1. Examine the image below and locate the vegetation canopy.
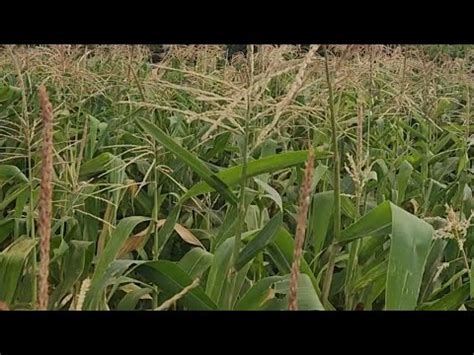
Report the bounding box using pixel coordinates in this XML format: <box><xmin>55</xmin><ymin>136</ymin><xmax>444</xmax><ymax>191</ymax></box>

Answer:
<box><xmin>0</xmin><ymin>44</ymin><xmax>472</xmax><ymax>311</ymax></box>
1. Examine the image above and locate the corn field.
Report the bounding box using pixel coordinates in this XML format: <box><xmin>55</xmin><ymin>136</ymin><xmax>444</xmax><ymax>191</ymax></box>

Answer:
<box><xmin>0</xmin><ymin>44</ymin><xmax>473</xmax><ymax>311</ymax></box>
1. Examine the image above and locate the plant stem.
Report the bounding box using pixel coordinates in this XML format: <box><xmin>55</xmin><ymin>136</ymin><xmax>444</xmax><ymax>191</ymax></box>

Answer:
<box><xmin>345</xmin><ymin>101</ymin><xmax>364</xmax><ymax>309</ymax></box>
<box><xmin>322</xmin><ymin>46</ymin><xmax>342</xmax><ymax>306</ymax></box>
<box><xmin>228</xmin><ymin>45</ymin><xmax>254</xmax><ymax>308</ymax></box>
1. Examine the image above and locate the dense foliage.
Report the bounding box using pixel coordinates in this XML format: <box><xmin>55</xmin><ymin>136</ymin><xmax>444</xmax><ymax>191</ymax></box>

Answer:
<box><xmin>0</xmin><ymin>45</ymin><xmax>472</xmax><ymax>310</ymax></box>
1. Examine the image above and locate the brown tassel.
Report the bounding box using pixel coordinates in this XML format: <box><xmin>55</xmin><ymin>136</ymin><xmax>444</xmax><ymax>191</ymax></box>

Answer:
<box><xmin>288</xmin><ymin>145</ymin><xmax>315</xmax><ymax>310</ymax></box>
<box><xmin>37</xmin><ymin>85</ymin><xmax>54</xmax><ymax>310</ymax></box>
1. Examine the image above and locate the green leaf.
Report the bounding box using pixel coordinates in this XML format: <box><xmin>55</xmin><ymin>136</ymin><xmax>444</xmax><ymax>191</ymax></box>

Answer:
<box><xmin>227</xmin><ymin>262</ymin><xmax>252</xmax><ymax>309</ymax></box>
<box><xmin>0</xmin><ymin>165</ymin><xmax>28</xmax><ymax>184</ymax></box>
<box><xmin>274</xmin><ymin>274</ymin><xmax>325</xmax><ymax>310</ymax></box>
<box><xmin>0</xmin><ymin>219</ymin><xmax>15</xmax><ymax>244</ymax></box>
<box><xmin>235</xmin><ymin>276</ymin><xmax>286</xmax><ymax>310</ymax></box>
<box><xmin>182</xmin><ymin>150</ymin><xmax>331</xmax><ymax>201</ymax></box>
<box><xmin>213</xmin><ymin>205</ymin><xmax>238</xmax><ymax>251</ymax></box>
<box><xmin>158</xmin><ymin>204</ymin><xmax>181</xmax><ymax>255</ymax></box>
<box><xmin>341</xmin><ymin>201</ymin><xmax>433</xmax><ymax>310</ymax></box>
<box><xmin>79</xmin><ymin>152</ymin><xmax>119</xmax><ymax>177</ymax></box>
<box><xmin>418</xmin><ymin>283</ymin><xmax>470</xmax><ymax>310</ymax></box>
<box><xmin>89</xmin><ymin>260</ymin><xmax>145</xmax><ymax>310</ymax></box>
<box><xmin>0</xmin><ymin>183</ymin><xmax>30</xmax><ymax>212</ymax></box>
<box><xmin>395</xmin><ymin>160</ymin><xmax>413</xmax><ymax>205</ymax></box>
<box><xmin>137</xmin><ymin>118</ymin><xmax>238</xmax><ymax>205</ymax></box>
<box><xmin>117</xmin><ymin>286</ymin><xmax>152</xmax><ymax>310</ymax></box>
<box><xmin>85</xmin><ymin>216</ymin><xmax>149</xmax><ymax>309</ymax></box>
<box><xmin>341</xmin><ymin>201</ymin><xmax>393</xmax><ymax>242</ymax></box>
<box><xmin>178</xmin><ymin>248</ymin><xmax>214</xmax><ymax>279</ymax></box>
<box><xmin>267</xmin><ymin>227</ymin><xmax>325</xmax><ymax>308</ymax></box>
<box><xmin>51</xmin><ymin>240</ymin><xmax>93</xmax><ymax>308</ymax></box>
<box><xmin>0</xmin><ymin>237</ymin><xmax>36</xmax><ymax>304</ymax></box>
<box><xmin>420</xmin><ymin>239</ymin><xmax>448</xmax><ymax>301</ymax></box>
<box><xmin>0</xmin><ymin>85</ymin><xmax>21</xmax><ymax>103</ymax></box>
<box><xmin>235</xmin><ymin>212</ymin><xmax>282</xmax><ymax>270</ymax></box>
<box><xmin>85</xmin><ymin>115</ymin><xmax>100</xmax><ymax>161</ymax></box>
<box><xmin>353</xmin><ymin>260</ymin><xmax>389</xmax><ymax>291</ymax></box>
<box><xmin>206</xmin><ymin>237</ymin><xmax>234</xmax><ymax>303</ymax></box>
<box><xmin>254</xmin><ymin>178</ymin><xmax>283</xmax><ymax>211</ymax></box>
<box><xmin>310</xmin><ymin>191</ymin><xmax>334</xmax><ymax>257</ymax></box>
<box><xmin>137</xmin><ymin>260</ymin><xmax>217</xmax><ymax>310</ymax></box>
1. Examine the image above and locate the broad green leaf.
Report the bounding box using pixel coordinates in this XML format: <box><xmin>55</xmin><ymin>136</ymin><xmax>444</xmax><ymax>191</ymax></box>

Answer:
<box><xmin>203</xmin><ymin>131</ymin><xmax>232</xmax><ymax>160</ymax></box>
<box><xmin>358</xmin><ymin>236</ymin><xmax>386</xmax><ymax>265</ymax></box>
<box><xmin>178</xmin><ymin>248</ymin><xmax>214</xmax><ymax>279</ymax></box>
<box><xmin>310</xmin><ymin>191</ymin><xmax>334</xmax><ymax>257</ymax></box>
<box><xmin>254</xmin><ymin>178</ymin><xmax>283</xmax><ymax>211</ymax></box>
<box><xmin>137</xmin><ymin>260</ymin><xmax>217</xmax><ymax>310</ymax></box>
<box><xmin>395</xmin><ymin>160</ymin><xmax>413</xmax><ymax>205</ymax></box>
<box><xmin>158</xmin><ymin>204</ymin><xmax>181</xmax><ymax>255</ymax></box>
<box><xmin>0</xmin><ymin>237</ymin><xmax>35</xmax><ymax>304</ymax></box>
<box><xmin>341</xmin><ymin>201</ymin><xmax>433</xmax><ymax>310</ymax></box>
<box><xmin>85</xmin><ymin>115</ymin><xmax>100</xmax><ymax>161</ymax></box>
<box><xmin>353</xmin><ymin>260</ymin><xmax>388</xmax><ymax>291</ymax></box>
<box><xmin>51</xmin><ymin>240</ymin><xmax>93</xmax><ymax>308</ymax></box>
<box><xmin>364</xmin><ymin>274</ymin><xmax>387</xmax><ymax>308</ymax></box>
<box><xmin>225</xmin><ymin>262</ymin><xmax>252</xmax><ymax>309</ymax></box>
<box><xmin>117</xmin><ymin>286</ymin><xmax>152</xmax><ymax>310</ymax></box>
<box><xmin>182</xmin><ymin>150</ymin><xmax>331</xmax><ymax>201</ymax></box>
<box><xmin>86</xmin><ymin>260</ymin><xmax>144</xmax><ymax>310</ymax></box>
<box><xmin>457</xmin><ymin>151</ymin><xmax>469</xmax><ymax>177</ymax></box>
<box><xmin>274</xmin><ymin>274</ymin><xmax>325</xmax><ymax>310</ymax></box>
<box><xmin>79</xmin><ymin>152</ymin><xmax>118</xmax><ymax>177</ymax></box>
<box><xmin>0</xmin><ymin>183</ymin><xmax>30</xmax><ymax>212</ymax></box>
<box><xmin>85</xmin><ymin>216</ymin><xmax>149</xmax><ymax>309</ymax></box>
<box><xmin>311</xmin><ymin>164</ymin><xmax>329</xmax><ymax>191</ymax></box>
<box><xmin>341</xmin><ymin>201</ymin><xmax>392</xmax><ymax>242</ymax></box>
<box><xmin>267</xmin><ymin>227</ymin><xmax>325</xmax><ymax>308</ymax></box>
<box><xmin>418</xmin><ymin>283</ymin><xmax>470</xmax><ymax>310</ymax></box>
<box><xmin>137</xmin><ymin>118</ymin><xmax>238</xmax><ymax>205</ymax></box>
<box><xmin>0</xmin><ymin>85</ymin><xmax>21</xmax><ymax>103</ymax></box>
<box><xmin>267</xmin><ymin>228</ymin><xmax>317</xmax><ymax>286</ymax></box>
<box><xmin>213</xmin><ymin>205</ymin><xmax>238</xmax><ymax>251</ymax></box>
<box><xmin>235</xmin><ymin>212</ymin><xmax>282</xmax><ymax>270</ymax></box>
<box><xmin>0</xmin><ymin>165</ymin><xmax>28</xmax><ymax>184</ymax></box>
<box><xmin>420</xmin><ymin>239</ymin><xmax>448</xmax><ymax>301</ymax></box>
<box><xmin>206</xmin><ymin>237</ymin><xmax>234</xmax><ymax>303</ymax></box>
<box><xmin>235</xmin><ymin>276</ymin><xmax>286</xmax><ymax>310</ymax></box>
<box><xmin>0</xmin><ymin>219</ymin><xmax>15</xmax><ymax>244</ymax></box>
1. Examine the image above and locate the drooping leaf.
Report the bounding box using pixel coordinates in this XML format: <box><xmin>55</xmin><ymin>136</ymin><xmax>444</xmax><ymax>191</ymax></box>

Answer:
<box><xmin>341</xmin><ymin>201</ymin><xmax>433</xmax><ymax>310</ymax></box>
<box><xmin>84</xmin><ymin>216</ymin><xmax>149</xmax><ymax>309</ymax></box>
<box><xmin>206</xmin><ymin>237</ymin><xmax>234</xmax><ymax>303</ymax></box>
<box><xmin>0</xmin><ymin>165</ymin><xmax>28</xmax><ymax>184</ymax></box>
<box><xmin>0</xmin><ymin>237</ymin><xmax>35</xmax><ymax>305</ymax></box>
<box><xmin>274</xmin><ymin>274</ymin><xmax>325</xmax><ymax>310</ymax></box>
<box><xmin>182</xmin><ymin>150</ymin><xmax>331</xmax><ymax>201</ymax></box>
<box><xmin>310</xmin><ymin>191</ymin><xmax>334</xmax><ymax>257</ymax></box>
<box><xmin>418</xmin><ymin>283</ymin><xmax>470</xmax><ymax>310</ymax></box>
<box><xmin>178</xmin><ymin>248</ymin><xmax>214</xmax><ymax>279</ymax></box>
<box><xmin>235</xmin><ymin>276</ymin><xmax>286</xmax><ymax>310</ymax></box>
<box><xmin>79</xmin><ymin>152</ymin><xmax>118</xmax><ymax>178</ymax></box>
<box><xmin>137</xmin><ymin>260</ymin><xmax>217</xmax><ymax>310</ymax></box>
<box><xmin>137</xmin><ymin>118</ymin><xmax>238</xmax><ymax>205</ymax></box>
<box><xmin>117</xmin><ymin>286</ymin><xmax>152</xmax><ymax>310</ymax></box>
<box><xmin>395</xmin><ymin>160</ymin><xmax>413</xmax><ymax>205</ymax></box>
<box><xmin>51</xmin><ymin>240</ymin><xmax>93</xmax><ymax>308</ymax></box>
<box><xmin>235</xmin><ymin>212</ymin><xmax>282</xmax><ymax>270</ymax></box>
<box><xmin>0</xmin><ymin>219</ymin><xmax>15</xmax><ymax>244</ymax></box>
